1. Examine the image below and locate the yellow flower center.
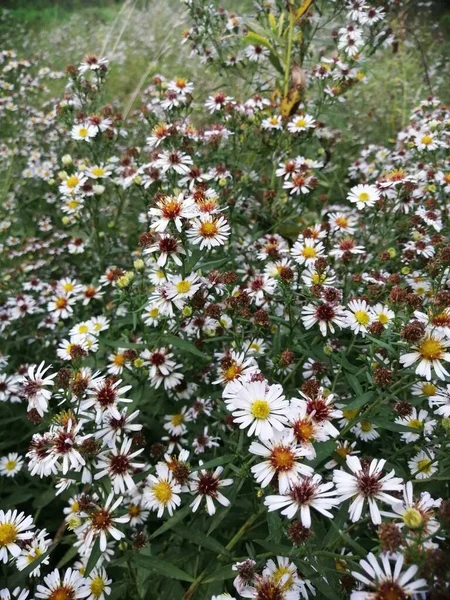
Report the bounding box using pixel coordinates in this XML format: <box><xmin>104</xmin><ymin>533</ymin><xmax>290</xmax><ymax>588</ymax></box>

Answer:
<box><xmin>0</xmin><ymin>523</ymin><xmax>17</xmax><ymax>546</ymax></box>
<box><xmin>417</xmin><ymin>459</ymin><xmax>432</xmax><ymax>473</ymax></box>
<box><xmin>176</xmin><ymin>280</ymin><xmax>191</xmax><ymax>294</ymax></box>
<box><xmin>153</xmin><ymin>481</ymin><xmax>173</xmax><ymax>504</ymax></box>
<box><xmin>223</xmin><ymin>363</ymin><xmax>241</xmax><ymax>382</ymax></box>
<box><xmin>295</xmin><ymin>118</ymin><xmax>306</xmax><ymax>128</ymax></box>
<box><xmin>377</xmin><ymin>313</ymin><xmax>389</xmax><ymax>325</ymax></box>
<box><xmin>419</xmin><ymin>338</ymin><xmax>444</xmax><ymax>360</ymax></box>
<box><xmin>67</xmin><ymin>200</ymin><xmax>79</xmax><ymax>209</ymax></box>
<box><xmin>408</xmin><ymin>419</ymin><xmax>423</xmax><ymax>430</ymax></box>
<box><xmin>421</xmin><ymin>135</ymin><xmax>432</xmax><ymax>145</ymax></box>
<box><xmin>78</xmin><ymin>324</ymin><xmax>89</xmax><ymax>334</ymax></box>
<box><xmin>270</xmin><ymin>447</ymin><xmax>294</xmax><ymax>471</ymax></box>
<box><xmin>91</xmin><ymin>167</ymin><xmax>105</xmax><ymax>177</ymax></box>
<box><xmin>354</xmin><ymin>310</ymin><xmax>370</xmax><ymax>325</ymax></box>
<box><xmin>171</xmin><ymin>414</ymin><xmax>184</xmax><ymax>426</ymax></box>
<box><xmin>358</xmin><ymin>192</ymin><xmax>370</xmax><ymax>202</ymax></box>
<box><xmin>402</xmin><ymin>507</ymin><xmax>423</xmax><ymax>529</ymax></box>
<box><xmin>422</xmin><ymin>383</ymin><xmax>437</xmax><ymax>396</ymax></box>
<box><xmin>343</xmin><ymin>409</ymin><xmax>359</xmax><ymax>420</ymax></box>
<box><xmin>335</xmin><ymin>217</ymin><xmax>348</xmax><ymax>227</ymax></box>
<box><xmin>360</xmin><ymin>421</ymin><xmax>372</xmax><ymax>432</ymax></box>
<box><xmin>66</xmin><ymin>176</ymin><xmax>79</xmax><ymax>188</ymax></box>
<box><xmin>90</xmin><ymin>576</ymin><xmax>106</xmax><ymax>597</ymax></box>
<box><xmin>113</xmin><ymin>354</ymin><xmax>125</xmax><ymax>366</ymax></box>
<box><xmin>273</xmin><ymin>565</ymin><xmax>294</xmax><ymax>590</ymax></box>
<box><xmin>251</xmin><ymin>399</ymin><xmax>271</xmax><ymax>420</ymax></box>
<box><xmin>149</xmin><ymin>308</ymin><xmax>159</xmax><ymax>318</ymax></box>
<box><xmin>5</xmin><ymin>460</ymin><xmax>17</xmax><ymax>471</ymax></box>
<box><xmin>199</xmin><ymin>220</ymin><xmax>218</xmax><ymax>237</ymax></box>
<box><xmin>78</xmin><ymin>127</ymin><xmax>89</xmax><ymax>138</ymax></box>
<box><xmin>128</xmin><ymin>504</ymin><xmax>141</xmax><ymax>517</ymax></box>
<box><xmin>28</xmin><ymin>547</ymin><xmax>42</xmax><ymax>562</ymax></box>
<box><xmin>302</xmin><ymin>247</ymin><xmax>317</xmax><ymax>259</ymax></box>
<box><xmin>49</xmin><ymin>587</ymin><xmax>75</xmax><ymax>600</ymax></box>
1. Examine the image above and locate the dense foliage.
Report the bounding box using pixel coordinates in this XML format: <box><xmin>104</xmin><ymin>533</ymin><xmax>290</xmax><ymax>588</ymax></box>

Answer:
<box><xmin>1</xmin><ymin>1</ymin><xmax>450</xmax><ymax>599</ymax></box>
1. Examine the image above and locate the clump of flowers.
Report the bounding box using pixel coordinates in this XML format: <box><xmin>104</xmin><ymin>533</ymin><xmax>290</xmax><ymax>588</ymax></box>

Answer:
<box><xmin>0</xmin><ymin>0</ymin><xmax>449</xmax><ymax>598</ymax></box>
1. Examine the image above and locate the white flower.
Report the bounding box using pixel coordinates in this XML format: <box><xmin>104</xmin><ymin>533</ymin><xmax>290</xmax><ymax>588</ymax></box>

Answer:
<box><xmin>249</xmin><ymin>430</ymin><xmax>313</xmax><ymax>493</ymax></box>
<box><xmin>400</xmin><ymin>332</ymin><xmax>450</xmax><ymax>380</ymax></box>
<box><xmin>261</xmin><ymin>115</ymin><xmax>283</xmax><ymax>130</ymax></box>
<box><xmin>16</xmin><ymin>529</ymin><xmax>51</xmax><ymax>576</ymax></box>
<box><xmin>0</xmin><ymin>453</ymin><xmax>23</xmax><ymax>477</ymax></box>
<box><xmin>333</xmin><ymin>456</ymin><xmax>404</xmax><ymax>524</ymax></box>
<box><xmin>347</xmin><ymin>184</ymin><xmax>380</xmax><ymax>209</ymax></box>
<box><xmin>149</xmin><ymin>194</ymin><xmax>197</xmax><ymax>233</ymax></box>
<box><xmin>408</xmin><ymin>449</ymin><xmax>437</xmax><ymax>480</ymax></box>
<box><xmin>81</xmin><ymin>493</ymin><xmax>130</xmax><ymax>551</ymax></box>
<box><xmin>35</xmin><ymin>568</ymin><xmax>85</xmax><ymax>599</ymax></box>
<box><xmin>0</xmin><ymin>510</ymin><xmax>34</xmax><ymax>563</ymax></box>
<box><xmin>20</xmin><ymin>362</ymin><xmax>56</xmax><ymax>417</ymax></box>
<box><xmin>264</xmin><ymin>473</ymin><xmax>339</xmax><ymax>527</ymax></box>
<box><xmin>78</xmin><ymin>567</ymin><xmax>112</xmax><ymax>600</ymax></box>
<box><xmin>287</xmin><ymin>114</ymin><xmax>315</xmax><ymax>133</ymax></box>
<box><xmin>291</xmin><ymin>239</ymin><xmax>325</xmax><ymax>266</ymax></box>
<box><xmin>395</xmin><ymin>408</ymin><xmax>436</xmax><ymax>443</ymax></box>
<box><xmin>144</xmin><ymin>464</ymin><xmax>182</xmax><ymax>518</ymax></box>
<box><xmin>350</xmin><ymin>552</ymin><xmax>427</xmax><ymax>599</ymax></box>
<box><xmin>189</xmin><ymin>466</ymin><xmax>233</xmax><ymax>515</ymax></box>
<box><xmin>345</xmin><ymin>299</ymin><xmax>373</xmax><ymax>336</ymax></box>
<box><xmin>95</xmin><ymin>437</ymin><xmax>145</xmax><ymax>494</ymax></box>
<box><xmin>429</xmin><ymin>384</ymin><xmax>450</xmax><ymax>417</ymax></box>
<box><xmin>186</xmin><ymin>215</ymin><xmax>231</xmax><ymax>250</ymax></box>
<box><xmin>301</xmin><ymin>302</ymin><xmax>347</xmax><ymax>336</ymax></box>
<box><xmin>225</xmin><ymin>380</ymin><xmax>289</xmax><ymax>440</ymax></box>
<box><xmin>71</xmin><ymin>123</ymin><xmax>97</xmax><ymax>142</ymax></box>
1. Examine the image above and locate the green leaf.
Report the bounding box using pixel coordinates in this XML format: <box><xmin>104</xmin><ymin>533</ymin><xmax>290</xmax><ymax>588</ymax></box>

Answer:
<box><xmin>135</xmin><ymin>554</ymin><xmax>194</xmax><ymax>582</ymax></box>
<box><xmin>203</xmin><ymin>564</ymin><xmax>236</xmax><ymax>583</ymax></box>
<box><xmin>244</xmin><ymin>30</ymin><xmax>273</xmax><ymax>51</ymax></box>
<box><xmin>57</xmin><ymin>543</ymin><xmax>79</xmax><ymax>568</ymax></box>
<box><xmin>175</xmin><ymin>525</ymin><xmax>228</xmax><ymax>555</ymax></box>
<box><xmin>307</xmin><ymin>440</ymin><xmax>336</xmax><ymax>468</ymax></box>
<box><xmin>344</xmin><ymin>391</ymin><xmax>375</xmax><ymax>411</ymax></box>
<box><xmin>191</xmin><ymin>454</ymin><xmax>235</xmax><ymax>471</ymax></box>
<box><xmin>84</xmin><ymin>537</ymin><xmax>102</xmax><ymax>577</ymax></box>
<box><xmin>165</xmin><ymin>333</ymin><xmax>208</xmax><ymax>359</ymax></box>
<box><xmin>33</xmin><ymin>487</ymin><xmax>56</xmax><ymax>509</ymax></box>
<box><xmin>150</xmin><ymin>504</ymin><xmax>191</xmax><ymax>539</ymax></box>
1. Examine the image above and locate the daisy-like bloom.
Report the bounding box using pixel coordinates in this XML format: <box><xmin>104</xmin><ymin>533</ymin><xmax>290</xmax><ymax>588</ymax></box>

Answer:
<box><xmin>78</xmin><ymin>567</ymin><xmax>112</xmax><ymax>600</ymax></box>
<box><xmin>189</xmin><ymin>466</ymin><xmax>233</xmax><ymax>516</ymax></box>
<box><xmin>16</xmin><ymin>529</ymin><xmax>51</xmax><ymax>576</ymax></box>
<box><xmin>167</xmin><ymin>273</ymin><xmax>202</xmax><ymax>308</ymax></box>
<box><xmin>328</xmin><ymin>211</ymin><xmax>356</xmax><ymax>234</ymax></box>
<box><xmin>395</xmin><ymin>408</ymin><xmax>436</xmax><ymax>443</ymax></box>
<box><xmin>399</xmin><ymin>332</ymin><xmax>450</xmax><ymax>380</ymax></box>
<box><xmin>81</xmin><ymin>493</ymin><xmax>130</xmax><ymax>551</ymax></box>
<box><xmin>0</xmin><ymin>510</ymin><xmax>34</xmax><ymax>563</ymax></box>
<box><xmin>144</xmin><ymin>233</ymin><xmax>187</xmax><ymax>267</ymax></box>
<box><xmin>86</xmin><ymin>164</ymin><xmax>112</xmax><ymax>179</ymax></box>
<box><xmin>412</xmin><ymin>380</ymin><xmax>437</xmax><ymax>398</ymax></box>
<box><xmin>292</xmin><ymin>388</ymin><xmax>342</xmax><ymax>439</ymax></box>
<box><xmin>35</xmin><ymin>568</ymin><xmax>85</xmax><ymax>599</ymax></box>
<box><xmin>0</xmin><ymin>588</ymin><xmax>30</xmax><ymax>600</ymax></box>
<box><xmin>71</xmin><ymin>123</ymin><xmax>97</xmax><ymax>141</ymax></box>
<box><xmin>350</xmin><ymin>552</ymin><xmax>427</xmax><ymax>600</ymax></box>
<box><xmin>245</xmin><ymin>44</ymin><xmax>269</xmax><ymax>61</ymax></box>
<box><xmin>94</xmin><ymin>408</ymin><xmax>142</xmax><ymax>447</ymax></box>
<box><xmin>262</xmin><ymin>556</ymin><xmax>315</xmax><ymax>600</ymax></box>
<box><xmin>186</xmin><ymin>214</ymin><xmax>231</xmax><ymax>250</ymax></box>
<box><xmin>154</xmin><ymin>149</ymin><xmax>193</xmax><ymax>175</ymax></box>
<box><xmin>347</xmin><ymin>184</ymin><xmax>380</xmax><ymax>209</ymax></box>
<box><xmin>249</xmin><ymin>429</ymin><xmax>313</xmax><ymax>493</ymax></box>
<box><xmin>287</xmin><ymin>114</ymin><xmax>316</xmax><ymax>133</ymax></box>
<box><xmin>389</xmin><ymin>481</ymin><xmax>441</xmax><ymax>540</ymax></box>
<box><xmin>163</xmin><ymin>406</ymin><xmax>191</xmax><ymax>436</ymax></box>
<box><xmin>78</xmin><ymin>54</ymin><xmax>108</xmax><ymax>73</ymax></box>
<box><xmin>225</xmin><ymin>380</ymin><xmax>289</xmax><ymax>440</ymax></box>
<box><xmin>20</xmin><ymin>361</ymin><xmax>56</xmax><ymax>417</ymax></box>
<box><xmin>370</xmin><ymin>303</ymin><xmax>395</xmax><ymax>327</ymax></box>
<box><xmin>301</xmin><ymin>302</ymin><xmax>347</xmax><ymax>336</ymax></box>
<box><xmin>264</xmin><ymin>473</ymin><xmax>339</xmax><ymax>527</ymax></box>
<box><xmin>429</xmin><ymin>384</ymin><xmax>450</xmax><ymax>417</ymax></box>
<box><xmin>345</xmin><ymin>299</ymin><xmax>373</xmax><ymax>336</ymax></box>
<box><xmin>95</xmin><ymin>437</ymin><xmax>145</xmax><ymax>494</ymax></box>
<box><xmin>82</xmin><ymin>379</ymin><xmax>132</xmax><ymax>424</ymax></box>
<box><xmin>291</xmin><ymin>238</ymin><xmax>325</xmax><ymax>266</ymax></box>
<box><xmin>47</xmin><ymin>418</ymin><xmax>87</xmax><ymax>475</ymax></box>
<box><xmin>107</xmin><ymin>349</ymin><xmax>129</xmax><ymax>375</ymax></box>
<box><xmin>149</xmin><ymin>193</ymin><xmax>197</xmax><ymax>233</ymax></box>
<box><xmin>47</xmin><ymin>294</ymin><xmax>76</xmax><ymax>320</ymax></box>
<box><xmin>333</xmin><ymin>456</ymin><xmax>404</xmax><ymax>525</ymax></box>
<box><xmin>126</xmin><ymin>501</ymin><xmax>149</xmax><ymax>527</ymax></box>
<box><xmin>408</xmin><ymin>449</ymin><xmax>437</xmax><ymax>480</ymax></box>
<box><xmin>144</xmin><ymin>464</ymin><xmax>182</xmax><ymax>517</ymax></box>
<box><xmin>261</xmin><ymin>115</ymin><xmax>283</xmax><ymax>130</ymax></box>
<box><xmin>352</xmin><ymin>421</ymin><xmax>380</xmax><ymax>442</ymax></box>
<box><xmin>415</xmin><ymin>130</ymin><xmax>441</xmax><ymax>151</ymax></box>
<box><xmin>287</xmin><ymin>402</ymin><xmax>329</xmax><ymax>458</ymax></box>
<box><xmin>0</xmin><ymin>453</ymin><xmax>23</xmax><ymax>477</ymax></box>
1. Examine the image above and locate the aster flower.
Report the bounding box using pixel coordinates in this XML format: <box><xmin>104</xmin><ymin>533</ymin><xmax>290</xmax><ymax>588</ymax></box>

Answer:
<box><xmin>95</xmin><ymin>437</ymin><xmax>145</xmax><ymax>494</ymax></box>
<box><xmin>189</xmin><ymin>466</ymin><xmax>233</xmax><ymax>515</ymax></box>
<box><xmin>224</xmin><ymin>380</ymin><xmax>289</xmax><ymax>440</ymax></box>
<box><xmin>0</xmin><ymin>453</ymin><xmax>23</xmax><ymax>477</ymax></box>
<box><xmin>333</xmin><ymin>456</ymin><xmax>404</xmax><ymax>524</ymax></box>
<box><xmin>264</xmin><ymin>473</ymin><xmax>339</xmax><ymax>526</ymax></box>
<box><xmin>144</xmin><ymin>464</ymin><xmax>182</xmax><ymax>517</ymax></box>
<box><xmin>350</xmin><ymin>552</ymin><xmax>427</xmax><ymax>599</ymax></box>
<box><xmin>0</xmin><ymin>510</ymin><xmax>34</xmax><ymax>563</ymax></box>
<box><xmin>35</xmin><ymin>568</ymin><xmax>85</xmax><ymax>599</ymax></box>
<box><xmin>399</xmin><ymin>332</ymin><xmax>450</xmax><ymax>380</ymax></box>
<box><xmin>249</xmin><ymin>430</ymin><xmax>313</xmax><ymax>493</ymax></box>
<box><xmin>347</xmin><ymin>184</ymin><xmax>380</xmax><ymax>209</ymax></box>
<box><xmin>20</xmin><ymin>362</ymin><xmax>56</xmax><ymax>417</ymax></box>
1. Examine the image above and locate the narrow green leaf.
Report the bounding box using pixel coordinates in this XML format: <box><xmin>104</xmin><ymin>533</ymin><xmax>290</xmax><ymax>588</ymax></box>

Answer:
<box><xmin>84</xmin><ymin>538</ymin><xmax>102</xmax><ymax>577</ymax></box>
<box><xmin>150</xmin><ymin>504</ymin><xmax>191</xmax><ymax>539</ymax></box>
<box><xmin>344</xmin><ymin>392</ymin><xmax>375</xmax><ymax>411</ymax></box>
<box><xmin>136</xmin><ymin>554</ymin><xmax>194</xmax><ymax>582</ymax></box>
<box><xmin>176</xmin><ymin>525</ymin><xmax>228</xmax><ymax>555</ymax></box>
<box><xmin>203</xmin><ymin>565</ymin><xmax>235</xmax><ymax>583</ymax></box>
<box><xmin>165</xmin><ymin>333</ymin><xmax>208</xmax><ymax>359</ymax></box>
